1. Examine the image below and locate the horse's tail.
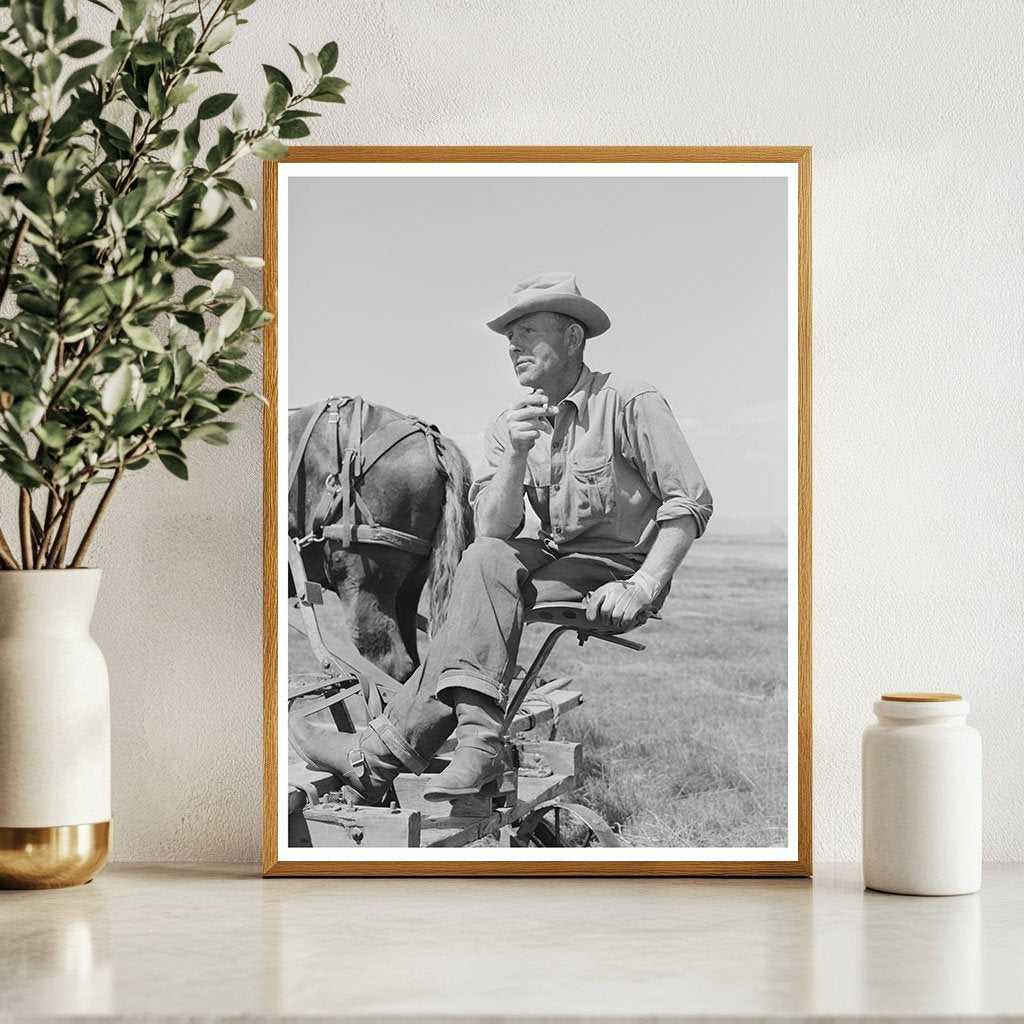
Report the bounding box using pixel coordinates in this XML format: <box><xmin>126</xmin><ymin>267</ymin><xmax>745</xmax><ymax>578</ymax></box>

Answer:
<box><xmin>427</xmin><ymin>435</ymin><xmax>474</xmax><ymax>636</ymax></box>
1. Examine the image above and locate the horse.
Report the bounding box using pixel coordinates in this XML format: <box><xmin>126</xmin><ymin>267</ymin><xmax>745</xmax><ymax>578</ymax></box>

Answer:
<box><xmin>288</xmin><ymin>396</ymin><xmax>473</xmax><ymax>684</ymax></box>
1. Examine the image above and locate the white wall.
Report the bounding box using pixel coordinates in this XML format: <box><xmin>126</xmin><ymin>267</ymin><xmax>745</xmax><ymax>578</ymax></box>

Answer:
<box><xmin>71</xmin><ymin>1</ymin><xmax>1023</xmax><ymax>862</ymax></box>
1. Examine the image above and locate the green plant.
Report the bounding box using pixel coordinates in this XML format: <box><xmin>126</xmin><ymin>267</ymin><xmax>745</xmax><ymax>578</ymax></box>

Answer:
<box><xmin>0</xmin><ymin>0</ymin><xmax>345</xmax><ymax>568</ymax></box>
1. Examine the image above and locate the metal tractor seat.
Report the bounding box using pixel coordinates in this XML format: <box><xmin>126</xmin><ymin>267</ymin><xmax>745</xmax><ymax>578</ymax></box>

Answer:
<box><xmin>501</xmin><ymin>600</ymin><xmax>658</xmax><ymax>734</ymax></box>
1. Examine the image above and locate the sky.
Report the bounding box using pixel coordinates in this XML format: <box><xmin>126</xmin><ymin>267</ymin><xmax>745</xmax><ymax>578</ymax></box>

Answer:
<box><xmin>285</xmin><ymin>172</ymin><xmax>790</xmax><ymax>531</ymax></box>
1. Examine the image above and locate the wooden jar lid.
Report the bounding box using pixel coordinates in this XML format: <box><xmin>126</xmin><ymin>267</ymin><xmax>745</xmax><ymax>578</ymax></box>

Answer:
<box><xmin>881</xmin><ymin>692</ymin><xmax>962</xmax><ymax>702</ymax></box>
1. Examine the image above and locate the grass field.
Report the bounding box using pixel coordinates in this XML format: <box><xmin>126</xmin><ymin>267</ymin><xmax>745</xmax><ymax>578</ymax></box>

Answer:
<box><xmin>289</xmin><ymin>532</ymin><xmax>790</xmax><ymax>849</ymax></box>
<box><xmin>516</xmin><ymin>532</ymin><xmax>789</xmax><ymax>848</ymax></box>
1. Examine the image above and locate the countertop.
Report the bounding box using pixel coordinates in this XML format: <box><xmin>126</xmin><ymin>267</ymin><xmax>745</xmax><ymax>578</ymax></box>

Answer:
<box><xmin>1</xmin><ymin>863</ymin><xmax>1022</xmax><ymax>1022</ymax></box>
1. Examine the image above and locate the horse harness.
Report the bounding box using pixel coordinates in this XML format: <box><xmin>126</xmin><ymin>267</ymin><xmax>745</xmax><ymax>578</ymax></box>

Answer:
<box><xmin>286</xmin><ymin>396</ymin><xmax>450</xmax><ymax>718</ymax></box>
<box><xmin>289</xmin><ymin>395</ymin><xmax>447</xmax><ymax>558</ymax></box>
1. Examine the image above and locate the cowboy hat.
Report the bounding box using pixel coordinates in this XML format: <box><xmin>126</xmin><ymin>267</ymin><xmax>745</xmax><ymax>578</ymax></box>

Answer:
<box><xmin>486</xmin><ymin>272</ymin><xmax>611</xmax><ymax>338</ymax></box>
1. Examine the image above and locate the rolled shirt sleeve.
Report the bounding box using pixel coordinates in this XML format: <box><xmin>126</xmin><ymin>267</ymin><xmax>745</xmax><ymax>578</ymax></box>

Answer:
<box><xmin>620</xmin><ymin>390</ymin><xmax>713</xmax><ymax>537</ymax></box>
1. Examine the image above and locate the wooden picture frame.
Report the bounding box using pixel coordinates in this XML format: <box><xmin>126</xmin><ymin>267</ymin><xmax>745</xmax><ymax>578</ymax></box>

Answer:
<box><xmin>263</xmin><ymin>147</ymin><xmax>812</xmax><ymax>876</ymax></box>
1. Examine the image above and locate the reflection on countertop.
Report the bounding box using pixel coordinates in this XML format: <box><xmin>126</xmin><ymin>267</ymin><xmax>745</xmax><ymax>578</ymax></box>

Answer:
<box><xmin>1</xmin><ymin>863</ymin><xmax>1021</xmax><ymax>1020</ymax></box>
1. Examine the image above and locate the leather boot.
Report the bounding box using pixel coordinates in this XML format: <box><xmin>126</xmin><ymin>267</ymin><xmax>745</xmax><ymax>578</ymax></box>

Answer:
<box><xmin>289</xmin><ymin>713</ymin><xmax>405</xmax><ymax>806</ymax></box>
<box><xmin>424</xmin><ymin>687</ymin><xmax>506</xmax><ymax>801</ymax></box>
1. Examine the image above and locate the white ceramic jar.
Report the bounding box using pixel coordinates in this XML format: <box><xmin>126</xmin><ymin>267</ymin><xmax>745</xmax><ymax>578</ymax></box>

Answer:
<box><xmin>862</xmin><ymin>692</ymin><xmax>981</xmax><ymax>896</ymax></box>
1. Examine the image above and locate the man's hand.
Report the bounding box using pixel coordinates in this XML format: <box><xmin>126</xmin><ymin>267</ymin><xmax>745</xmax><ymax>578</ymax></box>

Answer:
<box><xmin>585</xmin><ymin>571</ymin><xmax>660</xmax><ymax>630</ymax></box>
<box><xmin>506</xmin><ymin>391</ymin><xmax>557</xmax><ymax>454</ymax></box>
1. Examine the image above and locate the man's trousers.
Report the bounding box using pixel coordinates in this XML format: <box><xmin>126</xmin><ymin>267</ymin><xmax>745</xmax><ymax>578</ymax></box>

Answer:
<box><xmin>368</xmin><ymin>536</ymin><xmax>644</xmax><ymax>774</ymax></box>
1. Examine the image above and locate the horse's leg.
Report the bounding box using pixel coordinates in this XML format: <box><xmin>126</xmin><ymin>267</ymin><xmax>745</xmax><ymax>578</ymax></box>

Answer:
<box><xmin>395</xmin><ymin>561</ymin><xmax>429</xmax><ymax>670</ymax></box>
<box><xmin>327</xmin><ymin>547</ymin><xmax>418</xmax><ymax>684</ymax></box>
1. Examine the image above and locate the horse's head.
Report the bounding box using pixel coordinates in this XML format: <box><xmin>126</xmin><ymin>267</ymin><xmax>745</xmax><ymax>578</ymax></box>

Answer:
<box><xmin>289</xmin><ymin>399</ymin><xmax>472</xmax><ymax>686</ymax></box>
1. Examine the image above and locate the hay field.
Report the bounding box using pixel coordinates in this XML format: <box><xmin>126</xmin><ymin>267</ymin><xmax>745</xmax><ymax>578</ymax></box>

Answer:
<box><xmin>517</xmin><ymin>532</ymin><xmax>790</xmax><ymax>848</ymax></box>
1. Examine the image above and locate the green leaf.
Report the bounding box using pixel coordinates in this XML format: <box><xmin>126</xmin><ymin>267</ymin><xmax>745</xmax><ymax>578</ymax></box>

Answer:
<box><xmin>251</xmin><ymin>137</ymin><xmax>287</xmax><ymax>160</ymax></box>
<box><xmin>10</xmin><ymin>2</ymin><xmax>44</xmax><ymax>52</ymax></box>
<box><xmin>101</xmin><ymin>365</ymin><xmax>133</xmax><ymax>414</ymax></box>
<box><xmin>113</xmin><ymin>187</ymin><xmax>147</xmax><ymax>228</ymax></box>
<box><xmin>215</xmin><ymin>362</ymin><xmax>251</xmax><ymax>383</ymax></box>
<box><xmin>196</xmin><ymin>187</ymin><xmax>227</xmax><ymax>228</ymax></box>
<box><xmin>123</xmin><ymin>322</ymin><xmax>164</xmax><ymax>353</ymax></box>
<box><xmin>18</xmin><ymin>293</ymin><xmax>58</xmax><ymax>317</ymax></box>
<box><xmin>96</xmin><ymin>44</ymin><xmax>126</xmax><ymax>81</ymax></box>
<box><xmin>262</xmin><ymin>64</ymin><xmax>292</xmax><ymax>95</ymax></box>
<box><xmin>264</xmin><ymin>81</ymin><xmax>288</xmax><ymax>117</ymax></box>
<box><xmin>317</xmin><ymin>41</ymin><xmax>339</xmax><ymax>75</ymax></box>
<box><xmin>216</xmin><ymin>388</ymin><xmax>247</xmax><ymax>407</ymax></box>
<box><xmin>181</xmin><ymin>284</ymin><xmax>208</xmax><ymax>311</ymax></box>
<box><xmin>310</xmin><ymin>88</ymin><xmax>346</xmax><ymax>104</ymax></box>
<box><xmin>181</xmin><ymin>365</ymin><xmax>206</xmax><ymax>391</ymax></box>
<box><xmin>198</xmin><ymin>91</ymin><xmax>236</xmax><ymax>119</ymax></box>
<box><xmin>173</xmin><ymin>26</ymin><xmax>196</xmax><ymax>65</ymax></box>
<box><xmin>147</xmin><ymin>74</ymin><xmax>166</xmax><ymax>117</ymax></box>
<box><xmin>166</xmin><ymin>81</ymin><xmax>199</xmax><ymax>107</ymax></box>
<box><xmin>63</xmin><ymin>38</ymin><xmax>104</xmax><ymax>58</ymax></box>
<box><xmin>60</xmin><ymin>62</ymin><xmax>97</xmax><ymax>96</ymax></box>
<box><xmin>158</xmin><ymin>452</ymin><xmax>188</xmax><ymax>479</ymax></box>
<box><xmin>132</xmin><ymin>42</ymin><xmax>168</xmax><ymax>66</ymax></box>
<box><xmin>218</xmin><ymin>296</ymin><xmax>246</xmax><ymax>339</ymax></box>
<box><xmin>112</xmin><ymin>405</ymin><xmax>151</xmax><ymax>435</ymax></box>
<box><xmin>1</xmin><ymin>455</ymin><xmax>46</xmax><ymax>487</ymax></box>
<box><xmin>0</xmin><ymin>346</ymin><xmax>30</xmax><ymax>371</ymax></box>
<box><xmin>0</xmin><ymin>50</ymin><xmax>33</xmax><ymax>87</ymax></box>
<box><xmin>34</xmin><ymin>421</ymin><xmax>70</xmax><ymax>449</ymax></box>
<box><xmin>319</xmin><ymin>76</ymin><xmax>349</xmax><ymax>93</ymax></box>
<box><xmin>121</xmin><ymin>0</ymin><xmax>154</xmax><ymax>33</ymax></box>
<box><xmin>190</xmin><ymin>423</ymin><xmax>230</xmax><ymax>445</ymax></box>
<box><xmin>41</xmin><ymin>0</ymin><xmax>65</xmax><ymax>33</ymax></box>
<box><xmin>149</xmin><ymin>128</ymin><xmax>177</xmax><ymax>149</ymax></box>
<box><xmin>278</xmin><ymin>120</ymin><xmax>310</xmax><ymax>140</ymax></box>
<box><xmin>210</xmin><ymin>269</ymin><xmax>233</xmax><ymax>294</ymax></box>
<box><xmin>56</xmin><ymin>13</ymin><xmax>78</xmax><ymax>41</ymax></box>
<box><xmin>203</xmin><ymin>16</ymin><xmax>236</xmax><ymax>53</ymax></box>
<box><xmin>98</xmin><ymin>118</ymin><xmax>132</xmax><ymax>148</ymax></box>
<box><xmin>38</xmin><ymin>51</ymin><xmax>62</xmax><ymax>86</ymax></box>
<box><xmin>9</xmin><ymin>399</ymin><xmax>45</xmax><ymax>432</ymax></box>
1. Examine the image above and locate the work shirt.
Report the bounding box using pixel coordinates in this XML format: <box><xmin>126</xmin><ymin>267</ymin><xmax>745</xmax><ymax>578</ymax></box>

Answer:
<box><xmin>469</xmin><ymin>364</ymin><xmax>713</xmax><ymax>557</ymax></box>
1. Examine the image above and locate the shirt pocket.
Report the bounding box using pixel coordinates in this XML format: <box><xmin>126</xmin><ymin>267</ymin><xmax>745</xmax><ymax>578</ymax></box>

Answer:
<box><xmin>567</xmin><ymin>454</ymin><xmax>616</xmax><ymax>528</ymax></box>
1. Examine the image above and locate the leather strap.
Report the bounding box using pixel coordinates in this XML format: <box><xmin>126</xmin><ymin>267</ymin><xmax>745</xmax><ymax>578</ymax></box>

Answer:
<box><xmin>321</xmin><ymin>523</ymin><xmax>432</xmax><ymax>556</ymax></box>
<box><xmin>288</xmin><ymin>398</ymin><xmax>333</xmax><ymax>494</ymax></box>
<box><xmin>357</xmin><ymin>419</ymin><xmax>423</xmax><ymax>478</ymax></box>
<box><xmin>286</xmin><ymin>540</ymin><xmax>401</xmax><ymax>699</ymax></box>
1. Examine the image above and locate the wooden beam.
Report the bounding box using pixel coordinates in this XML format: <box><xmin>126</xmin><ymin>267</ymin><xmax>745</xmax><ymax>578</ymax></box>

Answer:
<box><xmin>301</xmin><ymin>802</ymin><xmax>421</xmax><ymax>848</ymax></box>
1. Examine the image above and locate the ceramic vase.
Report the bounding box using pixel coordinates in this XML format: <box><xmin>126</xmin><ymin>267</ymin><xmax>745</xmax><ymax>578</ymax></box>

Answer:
<box><xmin>862</xmin><ymin>692</ymin><xmax>981</xmax><ymax>896</ymax></box>
<box><xmin>0</xmin><ymin>569</ymin><xmax>111</xmax><ymax>888</ymax></box>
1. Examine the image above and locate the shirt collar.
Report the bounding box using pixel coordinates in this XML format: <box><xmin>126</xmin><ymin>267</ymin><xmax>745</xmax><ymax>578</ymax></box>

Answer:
<box><xmin>562</xmin><ymin>364</ymin><xmax>595</xmax><ymax>416</ymax></box>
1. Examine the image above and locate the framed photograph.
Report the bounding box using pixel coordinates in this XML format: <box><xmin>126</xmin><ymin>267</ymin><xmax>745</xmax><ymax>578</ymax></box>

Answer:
<box><xmin>263</xmin><ymin>147</ymin><xmax>811</xmax><ymax>876</ymax></box>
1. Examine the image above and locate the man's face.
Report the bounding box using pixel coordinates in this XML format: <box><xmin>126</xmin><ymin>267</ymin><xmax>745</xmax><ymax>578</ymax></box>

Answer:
<box><xmin>505</xmin><ymin>312</ymin><xmax>578</xmax><ymax>389</ymax></box>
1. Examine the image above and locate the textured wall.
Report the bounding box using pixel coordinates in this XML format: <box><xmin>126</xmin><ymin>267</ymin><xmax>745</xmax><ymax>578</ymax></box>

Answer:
<box><xmin>68</xmin><ymin>1</ymin><xmax>1022</xmax><ymax>862</ymax></box>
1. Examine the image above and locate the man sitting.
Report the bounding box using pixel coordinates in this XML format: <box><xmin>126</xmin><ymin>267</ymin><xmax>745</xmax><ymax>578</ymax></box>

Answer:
<box><xmin>290</xmin><ymin>272</ymin><xmax>713</xmax><ymax>803</ymax></box>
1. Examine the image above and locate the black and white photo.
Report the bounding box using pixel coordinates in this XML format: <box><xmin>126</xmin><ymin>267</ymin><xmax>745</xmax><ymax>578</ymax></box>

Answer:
<box><xmin>264</xmin><ymin>148</ymin><xmax>811</xmax><ymax>876</ymax></box>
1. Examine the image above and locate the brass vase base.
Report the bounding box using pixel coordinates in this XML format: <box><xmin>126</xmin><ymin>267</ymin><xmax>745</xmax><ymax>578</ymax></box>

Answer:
<box><xmin>0</xmin><ymin>821</ymin><xmax>110</xmax><ymax>889</ymax></box>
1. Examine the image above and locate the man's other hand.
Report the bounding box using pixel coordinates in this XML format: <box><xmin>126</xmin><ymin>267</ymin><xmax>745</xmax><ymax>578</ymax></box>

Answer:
<box><xmin>585</xmin><ymin>572</ymin><xmax>659</xmax><ymax>630</ymax></box>
<box><xmin>506</xmin><ymin>391</ymin><xmax>557</xmax><ymax>454</ymax></box>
